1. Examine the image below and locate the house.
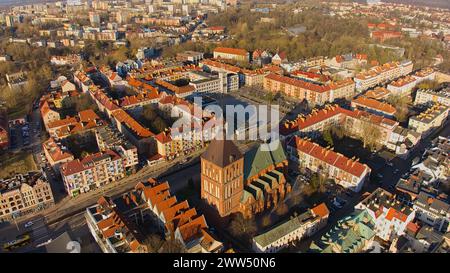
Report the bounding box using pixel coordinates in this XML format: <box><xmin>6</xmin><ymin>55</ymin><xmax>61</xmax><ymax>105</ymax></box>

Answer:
<box><xmin>355</xmin><ymin>188</ymin><xmax>415</xmax><ymax>242</ymax></box>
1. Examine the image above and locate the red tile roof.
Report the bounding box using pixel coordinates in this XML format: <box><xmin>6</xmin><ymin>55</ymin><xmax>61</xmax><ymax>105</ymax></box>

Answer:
<box><xmin>265</xmin><ymin>73</ymin><xmax>332</xmax><ymax>93</ymax></box>
<box><xmin>214</xmin><ymin>47</ymin><xmax>248</xmax><ymax>57</ymax></box>
<box><xmin>352</xmin><ymin>96</ymin><xmax>396</xmax><ymax>115</ymax></box>
<box><xmin>61</xmin><ymin>150</ymin><xmax>121</xmax><ymax>176</ymax></box>
<box><xmin>289</xmin><ymin>136</ymin><xmax>370</xmax><ymax>178</ymax></box>
<box><xmin>112</xmin><ymin>109</ymin><xmax>154</xmax><ymax>138</ymax></box>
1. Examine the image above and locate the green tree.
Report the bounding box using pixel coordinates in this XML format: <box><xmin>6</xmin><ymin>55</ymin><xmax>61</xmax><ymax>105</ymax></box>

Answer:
<box><xmin>323</xmin><ymin>128</ymin><xmax>334</xmax><ymax>147</ymax></box>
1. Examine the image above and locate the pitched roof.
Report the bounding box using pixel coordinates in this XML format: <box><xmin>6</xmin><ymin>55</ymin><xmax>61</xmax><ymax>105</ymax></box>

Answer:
<box><xmin>289</xmin><ymin>137</ymin><xmax>370</xmax><ymax>178</ymax></box>
<box><xmin>243</xmin><ymin>140</ymin><xmax>286</xmax><ymax>181</ymax></box>
<box><xmin>352</xmin><ymin>96</ymin><xmax>396</xmax><ymax>115</ymax></box>
<box><xmin>214</xmin><ymin>47</ymin><xmax>248</xmax><ymax>56</ymax></box>
<box><xmin>201</xmin><ymin>139</ymin><xmax>243</xmax><ymax>167</ymax></box>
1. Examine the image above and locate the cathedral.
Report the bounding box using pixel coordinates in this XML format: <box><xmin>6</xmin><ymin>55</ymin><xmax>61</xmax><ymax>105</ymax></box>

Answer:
<box><xmin>200</xmin><ymin>139</ymin><xmax>290</xmax><ymax>218</ymax></box>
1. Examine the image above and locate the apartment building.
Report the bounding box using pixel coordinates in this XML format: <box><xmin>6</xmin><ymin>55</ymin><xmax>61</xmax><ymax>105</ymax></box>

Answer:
<box><xmin>213</xmin><ymin>47</ymin><xmax>249</xmax><ymax>63</ymax></box>
<box><xmin>95</xmin><ymin>125</ymin><xmax>138</xmax><ymax>172</ymax></box>
<box><xmin>287</xmin><ymin>137</ymin><xmax>371</xmax><ymax>192</ymax></box>
<box><xmin>408</xmin><ymin>103</ymin><xmax>449</xmax><ymax>136</ymax></box>
<box><xmin>351</xmin><ymin>96</ymin><xmax>396</xmax><ymax>118</ymax></box>
<box><xmin>354</xmin><ymin>60</ymin><xmax>413</xmax><ymax>92</ymax></box>
<box><xmin>413</xmin><ymin>191</ymin><xmax>450</xmax><ymax>233</ymax></box>
<box><xmin>85</xmin><ymin>196</ymin><xmax>148</xmax><ymax>253</ymax></box>
<box><xmin>414</xmin><ymin>89</ymin><xmax>450</xmax><ymax>107</ymax></box>
<box><xmin>60</xmin><ymin>150</ymin><xmax>125</xmax><ymax>197</ymax></box>
<box><xmin>263</xmin><ymin>73</ymin><xmax>355</xmax><ymax>106</ymax></box>
<box><xmin>0</xmin><ymin>172</ymin><xmax>54</xmax><ymax>222</ymax></box>
<box><xmin>86</xmin><ymin>178</ymin><xmax>223</xmax><ymax>253</ymax></box>
<box><xmin>364</xmin><ymin>87</ymin><xmax>391</xmax><ymax>100</ymax></box>
<box><xmin>42</xmin><ymin>137</ymin><xmax>75</xmax><ymax>171</ymax></box>
<box><xmin>355</xmin><ymin>188</ymin><xmax>415</xmax><ymax>242</ymax></box>
<box><xmin>252</xmin><ymin>203</ymin><xmax>329</xmax><ymax>253</ymax></box>
<box><xmin>387</xmin><ymin>75</ymin><xmax>418</xmax><ymax>97</ymax></box>
<box><xmin>46</xmin><ymin>109</ymin><xmax>104</xmax><ymax>139</ymax></box>
<box><xmin>412</xmin><ymin>67</ymin><xmax>436</xmax><ymax>84</ymax></box>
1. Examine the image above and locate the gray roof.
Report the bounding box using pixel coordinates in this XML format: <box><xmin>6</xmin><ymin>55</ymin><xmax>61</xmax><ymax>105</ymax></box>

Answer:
<box><xmin>254</xmin><ymin>210</ymin><xmax>316</xmax><ymax>248</ymax></box>
<box><xmin>45</xmin><ymin>232</ymin><xmax>75</xmax><ymax>253</ymax></box>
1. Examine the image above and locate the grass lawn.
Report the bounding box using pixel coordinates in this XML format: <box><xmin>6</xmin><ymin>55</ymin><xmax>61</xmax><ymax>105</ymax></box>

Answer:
<box><xmin>0</xmin><ymin>151</ymin><xmax>38</xmax><ymax>179</ymax></box>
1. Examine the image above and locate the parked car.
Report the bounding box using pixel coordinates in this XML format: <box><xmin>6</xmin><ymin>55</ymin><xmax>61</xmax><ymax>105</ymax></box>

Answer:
<box><xmin>24</xmin><ymin>221</ymin><xmax>33</xmax><ymax>228</ymax></box>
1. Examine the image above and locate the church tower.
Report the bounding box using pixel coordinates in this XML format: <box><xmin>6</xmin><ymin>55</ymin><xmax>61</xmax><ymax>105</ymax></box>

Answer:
<box><xmin>200</xmin><ymin>139</ymin><xmax>244</xmax><ymax>217</ymax></box>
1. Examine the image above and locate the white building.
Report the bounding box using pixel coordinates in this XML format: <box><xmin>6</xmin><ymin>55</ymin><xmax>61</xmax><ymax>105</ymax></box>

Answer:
<box><xmin>252</xmin><ymin>203</ymin><xmax>329</xmax><ymax>253</ymax></box>
<box><xmin>355</xmin><ymin>188</ymin><xmax>415</xmax><ymax>242</ymax></box>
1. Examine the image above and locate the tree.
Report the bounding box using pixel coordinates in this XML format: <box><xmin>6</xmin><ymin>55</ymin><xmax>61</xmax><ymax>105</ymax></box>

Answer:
<box><xmin>416</xmin><ymin>80</ymin><xmax>440</xmax><ymax>90</ymax></box>
<box><xmin>261</xmin><ymin>214</ymin><xmax>272</xmax><ymax>228</ymax></box>
<box><xmin>275</xmin><ymin>202</ymin><xmax>289</xmax><ymax>217</ymax></box>
<box><xmin>159</xmin><ymin>239</ymin><xmax>186</xmax><ymax>253</ymax></box>
<box><xmin>153</xmin><ymin>117</ymin><xmax>168</xmax><ymax>132</ymax></box>
<box><xmin>143</xmin><ymin>234</ymin><xmax>164</xmax><ymax>253</ymax></box>
<box><xmin>323</xmin><ymin>128</ymin><xmax>334</xmax><ymax>147</ymax></box>
<box><xmin>143</xmin><ymin>105</ymin><xmax>158</xmax><ymax>121</ymax></box>
<box><xmin>229</xmin><ymin>213</ymin><xmax>257</xmax><ymax>242</ymax></box>
<box><xmin>359</xmin><ymin>121</ymin><xmax>382</xmax><ymax>151</ymax></box>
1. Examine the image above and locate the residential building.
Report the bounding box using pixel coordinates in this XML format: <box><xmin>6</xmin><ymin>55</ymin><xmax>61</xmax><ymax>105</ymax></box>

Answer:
<box><xmin>213</xmin><ymin>47</ymin><xmax>249</xmax><ymax>63</ymax></box>
<box><xmin>354</xmin><ymin>61</ymin><xmax>413</xmax><ymax>92</ymax></box>
<box><xmin>364</xmin><ymin>87</ymin><xmax>391</xmax><ymax>100</ymax></box>
<box><xmin>6</xmin><ymin>71</ymin><xmax>28</xmax><ymax>90</ymax></box>
<box><xmin>414</xmin><ymin>88</ymin><xmax>450</xmax><ymax>107</ymax></box>
<box><xmin>287</xmin><ymin>137</ymin><xmax>371</xmax><ymax>192</ymax></box>
<box><xmin>408</xmin><ymin>103</ymin><xmax>449</xmax><ymax>136</ymax></box>
<box><xmin>263</xmin><ymin>73</ymin><xmax>355</xmax><ymax>106</ymax></box>
<box><xmin>60</xmin><ymin>150</ymin><xmax>125</xmax><ymax>197</ymax></box>
<box><xmin>95</xmin><ymin>125</ymin><xmax>138</xmax><ymax>173</ymax></box>
<box><xmin>351</xmin><ymin>96</ymin><xmax>396</xmax><ymax>118</ymax></box>
<box><xmin>42</xmin><ymin>137</ymin><xmax>75</xmax><ymax>172</ymax></box>
<box><xmin>413</xmin><ymin>191</ymin><xmax>450</xmax><ymax>233</ymax></box>
<box><xmin>0</xmin><ymin>172</ymin><xmax>54</xmax><ymax>222</ymax></box>
<box><xmin>387</xmin><ymin>75</ymin><xmax>418</xmax><ymax>97</ymax></box>
<box><xmin>355</xmin><ymin>188</ymin><xmax>415</xmax><ymax>242</ymax></box>
<box><xmin>252</xmin><ymin>203</ymin><xmax>329</xmax><ymax>253</ymax></box>
<box><xmin>85</xmin><ymin>196</ymin><xmax>148</xmax><ymax>253</ymax></box>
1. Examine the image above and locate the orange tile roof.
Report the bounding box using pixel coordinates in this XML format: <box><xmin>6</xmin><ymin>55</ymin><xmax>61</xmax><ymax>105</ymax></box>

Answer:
<box><xmin>42</xmin><ymin>137</ymin><xmax>73</xmax><ymax>162</ymax></box>
<box><xmin>364</xmin><ymin>87</ymin><xmax>391</xmax><ymax>100</ymax></box>
<box><xmin>265</xmin><ymin>73</ymin><xmax>331</xmax><ymax>93</ymax></box>
<box><xmin>290</xmin><ymin>136</ymin><xmax>370</xmax><ymax>178</ymax></box>
<box><xmin>111</xmin><ymin>109</ymin><xmax>154</xmax><ymax>138</ymax></box>
<box><xmin>352</xmin><ymin>96</ymin><xmax>396</xmax><ymax>115</ymax></box>
<box><xmin>311</xmin><ymin>203</ymin><xmax>329</xmax><ymax>218</ymax></box>
<box><xmin>385</xmin><ymin>207</ymin><xmax>408</xmax><ymax>222</ymax></box>
<box><xmin>214</xmin><ymin>47</ymin><xmax>248</xmax><ymax>56</ymax></box>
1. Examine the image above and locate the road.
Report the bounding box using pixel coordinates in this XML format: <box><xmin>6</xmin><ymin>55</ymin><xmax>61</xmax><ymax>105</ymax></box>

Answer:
<box><xmin>0</xmin><ymin>140</ymin><xmax>256</xmax><ymax>252</ymax></box>
<box><xmin>290</xmin><ymin>121</ymin><xmax>450</xmax><ymax>252</ymax></box>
